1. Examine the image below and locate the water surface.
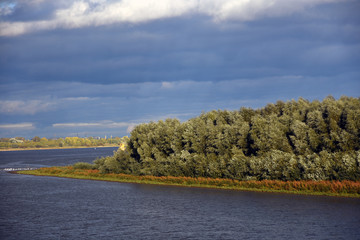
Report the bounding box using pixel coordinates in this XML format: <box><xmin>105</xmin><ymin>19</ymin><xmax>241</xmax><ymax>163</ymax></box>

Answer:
<box><xmin>1</xmin><ymin>148</ymin><xmax>359</xmax><ymax>239</ymax></box>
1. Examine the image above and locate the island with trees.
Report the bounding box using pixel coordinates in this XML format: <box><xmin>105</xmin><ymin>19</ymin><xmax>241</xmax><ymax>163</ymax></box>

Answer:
<box><xmin>18</xmin><ymin>96</ymin><xmax>360</xmax><ymax>197</ymax></box>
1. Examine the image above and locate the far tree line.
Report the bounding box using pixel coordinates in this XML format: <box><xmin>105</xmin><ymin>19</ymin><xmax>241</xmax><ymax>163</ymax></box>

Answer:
<box><xmin>0</xmin><ymin>136</ymin><xmax>129</xmax><ymax>149</ymax></box>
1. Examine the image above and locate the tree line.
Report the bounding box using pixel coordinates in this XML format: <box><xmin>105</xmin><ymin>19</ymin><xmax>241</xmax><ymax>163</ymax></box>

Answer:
<box><xmin>94</xmin><ymin>96</ymin><xmax>360</xmax><ymax>181</ymax></box>
<box><xmin>0</xmin><ymin>136</ymin><xmax>128</xmax><ymax>149</ymax></box>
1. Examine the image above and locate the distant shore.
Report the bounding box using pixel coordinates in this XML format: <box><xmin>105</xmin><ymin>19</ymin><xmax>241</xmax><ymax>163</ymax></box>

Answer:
<box><xmin>16</xmin><ymin>167</ymin><xmax>360</xmax><ymax>198</ymax></box>
<box><xmin>0</xmin><ymin>145</ymin><xmax>119</xmax><ymax>152</ymax></box>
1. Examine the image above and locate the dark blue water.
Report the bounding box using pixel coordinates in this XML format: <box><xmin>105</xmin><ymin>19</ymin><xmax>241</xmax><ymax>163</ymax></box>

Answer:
<box><xmin>1</xmin><ymin>148</ymin><xmax>360</xmax><ymax>239</ymax></box>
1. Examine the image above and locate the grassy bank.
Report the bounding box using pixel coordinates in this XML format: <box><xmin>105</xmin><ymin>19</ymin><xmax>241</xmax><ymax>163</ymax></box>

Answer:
<box><xmin>17</xmin><ymin>166</ymin><xmax>360</xmax><ymax>198</ymax></box>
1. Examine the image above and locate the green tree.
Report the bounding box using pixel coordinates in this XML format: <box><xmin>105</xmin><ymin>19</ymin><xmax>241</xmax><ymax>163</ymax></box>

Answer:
<box><xmin>32</xmin><ymin>136</ymin><xmax>41</xmax><ymax>142</ymax></box>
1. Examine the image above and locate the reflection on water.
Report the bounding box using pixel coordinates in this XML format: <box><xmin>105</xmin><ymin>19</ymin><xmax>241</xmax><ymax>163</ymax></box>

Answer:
<box><xmin>1</xmin><ymin>148</ymin><xmax>360</xmax><ymax>239</ymax></box>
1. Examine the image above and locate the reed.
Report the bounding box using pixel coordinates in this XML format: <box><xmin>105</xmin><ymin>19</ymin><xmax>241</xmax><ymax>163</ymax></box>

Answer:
<box><xmin>17</xmin><ymin>167</ymin><xmax>360</xmax><ymax>197</ymax></box>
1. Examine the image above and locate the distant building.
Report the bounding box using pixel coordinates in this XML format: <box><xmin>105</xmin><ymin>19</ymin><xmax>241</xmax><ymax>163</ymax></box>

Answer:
<box><xmin>9</xmin><ymin>138</ymin><xmax>24</xmax><ymax>143</ymax></box>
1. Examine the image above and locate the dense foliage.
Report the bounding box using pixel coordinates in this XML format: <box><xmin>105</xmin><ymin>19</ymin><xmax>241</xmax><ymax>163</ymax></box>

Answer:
<box><xmin>96</xmin><ymin>96</ymin><xmax>360</xmax><ymax>181</ymax></box>
<box><xmin>0</xmin><ymin>136</ymin><xmax>128</xmax><ymax>149</ymax></box>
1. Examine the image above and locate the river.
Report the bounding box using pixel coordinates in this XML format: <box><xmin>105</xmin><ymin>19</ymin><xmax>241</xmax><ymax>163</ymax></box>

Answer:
<box><xmin>1</xmin><ymin>148</ymin><xmax>360</xmax><ymax>239</ymax></box>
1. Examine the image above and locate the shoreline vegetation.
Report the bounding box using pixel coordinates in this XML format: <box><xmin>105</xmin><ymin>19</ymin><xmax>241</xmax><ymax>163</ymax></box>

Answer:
<box><xmin>0</xmin><ymin>145</ymin><xmax>119</xmax><ymax>152</ymax></box>
<box><xmin>16</xmin><ymin>167</ymin><xmax>360</xmax><ymax>198</ymax></box>
<box><xmin>0</xmin><ymin>136</ymin><xmax>129</xmax><ymax>151</ymax></box>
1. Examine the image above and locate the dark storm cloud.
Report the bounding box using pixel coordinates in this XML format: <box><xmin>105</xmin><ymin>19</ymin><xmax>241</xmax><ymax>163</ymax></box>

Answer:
<box><xmin>1</xmin><ymin>4</ymin><xmax>359</xmax><ymax>85</ymax></box>
<box><xmin>0</xmin><ymin>0</ymin><xmax>359</xmax><ymax>138</ymax></box>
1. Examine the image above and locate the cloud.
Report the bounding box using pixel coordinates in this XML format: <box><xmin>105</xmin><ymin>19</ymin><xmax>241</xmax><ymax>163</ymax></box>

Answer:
<box><xmin>0</xmin><ymin>0</ymin><xmax>195</xmax><ymax>36</ymax></box>
<box><xmin>0</xmin><ymin>72</ymin><xmax>358</xmax><ymax>138</ymax></box>
<box><xmin>2</xmin><ymin>74</ymin><xmax>359</xmax><ymax>123</ymax></box>
<box><xmin>2</xmin><ymin>2</ymin><xmax>357</xmax><ymax>87</ymax></box>
<box><xmin>0</xmin><ymin>0</ymin><xmax>344</xmax><ymax>36</ymax></box>
<box><xmin>0</xmin><ymin>2</ymin><xmax>16</xmax><ymax>16</ymax></box>
<box><xmin>198</xmin><ymin>0</ymin><xmax>343</xmax><ymax>22</ymax></box>
<box><xmin>0</xmin><ymin>122</ymin><xmax>34</xmax><ymax>129</ymax></box>
<box><xmin>0</xmin><ymin>100</ymin><xmax>55</xmax><ymax>115</ymax></box>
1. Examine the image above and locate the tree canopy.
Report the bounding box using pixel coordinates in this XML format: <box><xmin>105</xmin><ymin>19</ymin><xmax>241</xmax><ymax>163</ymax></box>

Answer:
<box><xmin>96</xmin><ymin>96</ymin><xmax>360</xmax><ymax>181</ymax></box>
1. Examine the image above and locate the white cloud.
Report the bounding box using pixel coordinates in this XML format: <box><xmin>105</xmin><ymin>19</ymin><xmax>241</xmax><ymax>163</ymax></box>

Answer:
<box><xmin>0</xmin><ymin>0</ymin><xmax>343</xmax><ymax>36</ymax></box>
<box><xmin>0</xmin><ymin>123</ymin><xmax>35</xmax><ymax>129</ymax></box>
<box><xmin>0</xmin><ymin>0</ymin><xmax>196</xmax><ymax>36</ymax></box>
<box><xmin>0</xmin><ymin>100</ymin><xmax>54</xmax><ymax>115</ymax></box>
<box><xmin>198</xmin><ymin>0</ymin><xmax>342</xmax><ymax>22</ymax></box>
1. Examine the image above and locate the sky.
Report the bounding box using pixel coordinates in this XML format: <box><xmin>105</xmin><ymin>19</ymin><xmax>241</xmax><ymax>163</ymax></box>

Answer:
<box><xmin>0</xmin><ymin>0</ymin><xmax>359</xmax><ymax>139</ymax></box>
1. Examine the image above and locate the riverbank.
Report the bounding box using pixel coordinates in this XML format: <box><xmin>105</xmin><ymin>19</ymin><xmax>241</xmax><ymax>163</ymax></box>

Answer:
<box><xmin>0</xmin><ymin>145</ymin><xmax>119</xmax><ymax>151</ymax></box>
<box><xmin>16</xmin><ymin>166</ymin><xmax>360</xmax><ymax>198</ymax></box>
